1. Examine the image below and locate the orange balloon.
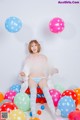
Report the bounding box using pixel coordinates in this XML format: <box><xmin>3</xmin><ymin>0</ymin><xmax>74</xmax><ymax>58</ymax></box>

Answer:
<box><xmin>30</xmin><ymin>118</ymin><xmax>40</xmax><ymax>120</ymax></box>
<box><xmin>34</xmin><ymin>118</ymin><xmax>40</xmax><ymax>120</ymax></box>
<box><xmin>74</xmin><ymin>88</ymin><xmax>80</xmax><ymax>106</ymax></box>
<box><xmin>0</xmin><ymin>92</ymin><xmax>4</xmax><ymax>102</ymax></box>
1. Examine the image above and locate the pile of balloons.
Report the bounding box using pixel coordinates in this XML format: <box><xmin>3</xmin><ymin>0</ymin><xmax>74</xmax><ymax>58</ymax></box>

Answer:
<box><xmin>1</xmin><ymin>83</ymin><xmax>80</xmax><ymax>119</ymax></box>
<box><xmin>57</xmin><ymin>89</ymin><xmax>80</xmax><ymax>118</ymax></box>
<box><xmin>0</xmin><ymin>84</ymin><xmax>30</xmax><ymax>120</ymax></box>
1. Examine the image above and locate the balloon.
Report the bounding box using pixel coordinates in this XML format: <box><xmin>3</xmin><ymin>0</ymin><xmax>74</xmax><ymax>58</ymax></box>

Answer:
<box><xmin>0</xmin><ymin>92</ymin><xmax>4</xmax><ymax>102</ymax></box>
<box><xmin>76</xmin><ymin>104</ymin><xmax>80</xmax><ymax>110</ymax></box>
<box><xmin>0</xmin><ymin>102</ymin><xmax>18</xmax><ymax>112</ymax></box>
<box><xmin>54</xmin><ymin>84</ymin><xmax>65</xmax><ymax>93</ymax></box>
<box><xmin>49</xmin><ymin>17</ymin><xmax>64</xmax><ymax>33</ymax></box>
<box><xmin>58</xmin><ymin>96</ymin><xmax>76</xmax><ymax>117</ymax></box>
<box><xmin>29</xmin><ymin>118</ymin><xmax>40</xmax><ymax>120</ymax></box>
<box><xmin>62</xmin><ymin>90</ymin><xmax>77</xmax><ymax>106</ymax></box>
<box><xmin>4</xmin><ymin>90</ymin><xmax>17</xmax><ymax>102</ymax></box>
<box><xmin>5</xmin><ymin>16</ymin><xmax>22</xmax><ymax>32</ymax></box>
<box><xmin>0</xmin><ymin>99</ymin><xmax>12</xmax><ymax>106</ymax></box>
<box><xmin>74</xmin><ymin>88</ymin><xmax>80</xmax><ymax>106</ymax></box>
<box><xmin>49</xmin><ymin>89</ymin><xmax>61</xmax><ymax>107</ymax></box>
<box><xmin>8</xmin><ymin>109</ymin><xmax>26</xmax><ymax>120</ymax></box>
<box><xmin>10</xmin><ymin>84</ymin><xmax>21</xmax><ymax>93</ymax></box>
<box><xmin>68</xmin><ymin>110</ymin><xmax>80</xmax><ymax>120</ymax></box>
<box><xmin>14</xmin><ymin>92</ymin><xmax>30</xmax><ymax>112</ymax></box>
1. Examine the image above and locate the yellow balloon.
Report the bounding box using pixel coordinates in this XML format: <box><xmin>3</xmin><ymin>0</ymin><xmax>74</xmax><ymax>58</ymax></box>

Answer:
<box><xmin>8</xmin><ymin>109</ymin><xmax>26</xmax><ymax>120</ymax></box>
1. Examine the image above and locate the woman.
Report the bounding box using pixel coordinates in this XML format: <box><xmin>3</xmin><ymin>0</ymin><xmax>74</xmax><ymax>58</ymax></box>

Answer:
<box><xmin>19</xmin><ymin>40</ymin><xmax>58</xmax><ymax>119</ymax></box>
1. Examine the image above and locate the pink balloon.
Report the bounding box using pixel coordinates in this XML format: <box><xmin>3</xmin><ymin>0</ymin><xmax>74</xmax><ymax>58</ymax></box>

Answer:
<box><xmin>68</xmin><ymin>110</ymin><xmax>80</xmax><ymax>120</ymax></box>
<box><xmin>4</xmin><ymin>90</ymin><xmax>17</xmax><ymax>102</ymax></box>
<box><xmin>49</xmin><ymin>89</ymin><xmax>61</xmax><ymax>107</ymax></box>
<box><xmin>49</xmin><ymin>17</ymin><xmax>64</xmax><ymax>33</ymax></box>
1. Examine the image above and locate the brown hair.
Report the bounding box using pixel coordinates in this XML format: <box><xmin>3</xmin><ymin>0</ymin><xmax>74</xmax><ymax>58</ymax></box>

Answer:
<box><xmin>28</xmin><ymin>40</ymin><xmax>41</xmax><ymax>53</ymax></box>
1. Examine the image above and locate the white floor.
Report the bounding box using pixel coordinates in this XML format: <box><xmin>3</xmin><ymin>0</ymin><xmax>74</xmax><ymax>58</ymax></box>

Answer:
<box><xmin>26</xmin><ymin>104</ymin><xmax>69</xmax><ymax>120</ymax></box>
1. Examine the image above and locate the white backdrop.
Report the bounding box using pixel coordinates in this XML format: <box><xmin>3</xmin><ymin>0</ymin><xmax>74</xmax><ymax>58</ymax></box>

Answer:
<box><xmin>0</xmin><ymin>0</ymin><xmax>80</xmax><ymax>93</ymax></box>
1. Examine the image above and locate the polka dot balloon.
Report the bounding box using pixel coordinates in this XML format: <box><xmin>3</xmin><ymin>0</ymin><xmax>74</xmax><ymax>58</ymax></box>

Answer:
<box><xmin>10</xmin><ymin>84</ymin><xmax>21</xmax><ymax>93</ymax></box>
<box><xmin>62</xmin><ymin>90</ymin><xmax>77</xmax><ymax>106</ymax></box>
<box><xmin>14</xmin><ymin>92</ymin><xmax>30</xmax><ymax>112</ymax></box>
<box><xmin>0</xmin><ymin>102</ymin><xmax>18</xmax><ymax>112</ymax></box>
<box><xmin>74</xmin><ymin>88</ymin><xmax>80</xmax><ymax>106</ymax></box>
<box><xmin>68</xmin><ymin>110</ymin><xmax>80</xmax><ymax>120</ymax></box>
<box><xmin>8</xmin><ymin>109</ymin><xmax>26</xmax><ymax>120</ymax></box>
<box><xmin>5</xmin><ymin>16</ymin><xmax>22</xmax><ymax>33</ymax></box>
<box><xmin>4</xmin><ymin>90</ymin><xmax>17</xmax><ymax>102</ymax></box>
<box><xmin>58</xmin><ymin>96</ymin><xmax>76</xmax><ymax>117</ymax></box>
<box><xmin>49</xmin><ymin>89</ymin><xmax>61</xmax><ymax>107</ymax></box>
<box><xmin>49</xmin><ymin>17</ymin><xmax>64</xmax><ymax>33</ymax></box>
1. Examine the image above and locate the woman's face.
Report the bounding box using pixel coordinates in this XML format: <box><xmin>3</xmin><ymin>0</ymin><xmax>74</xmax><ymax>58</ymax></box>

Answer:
<box><xmin>31</xmin><ymin>42</ymin><xmax>38</xmax><ymax>54</ymax></box>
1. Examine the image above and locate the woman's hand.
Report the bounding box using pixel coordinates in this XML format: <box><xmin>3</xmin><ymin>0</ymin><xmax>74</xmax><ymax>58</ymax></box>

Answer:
<box><xmin>19</xmin><ymin>72</ymin><xmax>26</xmax><ymax>83</ymax></box>
<box><xmin>53</xmin><ymin>68</ymin><xmax>59</xmax><ymax>74</ymax></box>
<box><xmin>19</xmin><ymin>72</ymin><xmax>25</xmax><ymax>77</ymax></box>
<box><xmin>50</xmin><ymin>68</ymin><xmax>59</xmax><ymax>76</ymax></box>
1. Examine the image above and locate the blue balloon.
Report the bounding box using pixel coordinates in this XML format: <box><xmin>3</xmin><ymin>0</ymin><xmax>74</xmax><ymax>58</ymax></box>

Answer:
<box><xmin>5</xmin><ymin>16</ymin><xmax>22</xmax><ymax>32</ymax></box>
<box><xmin>58</xmin><ymin>96</ymin><xmax>76</xmax><ymax>117</ymax></box>
<box><xmin>10</xmin><ymin>84</ymin><xmax>21</xmax><ymax>93</ymax></box>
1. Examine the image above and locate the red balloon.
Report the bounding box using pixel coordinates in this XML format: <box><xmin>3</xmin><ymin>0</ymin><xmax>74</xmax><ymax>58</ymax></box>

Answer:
<box><xmin>0</xmin><ymin>102</ymin><xmax>18</xmax><ymax>112</ymax></box>
<box><xmin>62</xmin><ymin>90</ymin><xmax>77</xmax><ymax>105</ymax></box>
<box><xmin>68</xmin><ymin>110</ymin><xmax>80</xmax><ymax>120</ymax></box>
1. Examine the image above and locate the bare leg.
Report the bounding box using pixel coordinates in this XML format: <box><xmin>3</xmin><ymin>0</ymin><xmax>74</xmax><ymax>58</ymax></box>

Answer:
<box><xmin>28</xmin><ymin>78</ymin><xmax>37</xmax><ymax>117</ymax></box>
<box><xmin>39</xmin><ymin>79</ymin><xmax>56</xmax><ymax>119</ymax></box>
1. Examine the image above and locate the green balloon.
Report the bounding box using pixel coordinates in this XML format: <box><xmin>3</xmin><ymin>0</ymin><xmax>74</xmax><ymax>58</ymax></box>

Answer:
<box><xmin>54</xmin><ymin>84</ymin><xmax>65</xmax><ymax>93</ymax></box>
<box><xmin>14</xmin><ymin>92</ymin><xmax>30</xmax><ymax>112</ymax></box>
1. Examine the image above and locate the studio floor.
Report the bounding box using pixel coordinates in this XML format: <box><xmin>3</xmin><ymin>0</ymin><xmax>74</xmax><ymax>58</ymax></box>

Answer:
<box><xmin>26</xmin><ymin>104</ymin><xmax>68</xmax><ymax>120</ymax></box>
